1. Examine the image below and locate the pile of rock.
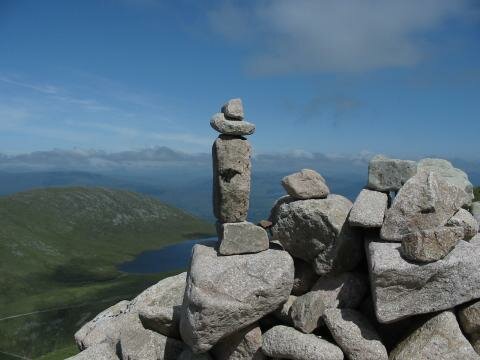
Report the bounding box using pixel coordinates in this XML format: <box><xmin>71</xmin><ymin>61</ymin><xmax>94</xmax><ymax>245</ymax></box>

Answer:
<box><xmin>71</xmin><ymin>100</ymin><xmax>480</xmax><ymax>360</ymax></box>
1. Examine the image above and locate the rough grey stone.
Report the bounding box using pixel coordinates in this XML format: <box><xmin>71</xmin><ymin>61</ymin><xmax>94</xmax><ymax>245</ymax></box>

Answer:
<box><xmin>179</xmin><ymin>348</ymin><xmax>213</xmax><ymax>360</ymax></box>
<box><xmin>367</xmin><ymin>155</ymin><xmax>417</xmax><ymax>192</ymax></box>
<box><xmin>212</xmin><ymin>323</ymin><xmax>265</xmax><ymax>360</ymax></box>
<box><xmin>418</xmin><ymin>158</ymin><xmax>474</xmax><ymax>205</ymax></box>
<box><xmin>367</xmin><ymin>234</ymin><xmax>480</xmax><ymax>323</ymax></box>
<box><xmin>447</xmin><ymin>208</ymin><xmax>478</xmax><ymax>240</ymax></box>
<box><xmin>180</xmin><ymin>244</ymin><xmax>294</xmax><ymax>353</ymax></box>
<box><xmin>381</xmin><ymin>171</ymin><xmax>469</xmax><ymax>241</ymax></box>
<box><xmin>218</xmin><ymin>222</ymin><xmax>269</xmax><ymax>255</ymax></box>
<box><xmin>135</xmin><ymin>272</ymin><xmax>186</xmax><ymax>338</ymax></box>
<box><xmin>389</xmin><ymin>311</ymin><xmax>480</xmax><ymax>360</ymax></box>
<box><xmin>222</xmin><ymin>98</ymin><xmax>244</xmax><ymax>120</ymax></box>
<box><xmin>119</xmin><ymin>327</ymin><xmax>184</xmax><ymax>360</ymax></box>
<box><xmin>459</xmin><ymin>300</ymin><xmax>480</xmax><ymax>335</ymax></box>
<box><xmin>311</xmin><ymin>272</ymin><xmax>368</xmax><ymax>310</ymax></box>
<box><xmin>349</xmin><ymin>189</ymin><xmax>388</xmax><ymax>228</ymax></box>
<box><xmin>323</xmin><ymin>308</ymin><xmax>388</xmax><ymax>360</ymax></box>
<box><xmin>273</xmin><ymin>295</ymin><xmax>296</xmax><ymax>325</ymax></box>
<box><xmin>281</xmin><ymin>169</ymin><xmax>329</xmax><ymax>200</ymax></box>
<box><xmin>400</xmin><ymin>226</ymin><xmax>465</xmax><ymax>263</ymax></box>
<box><xmin>66</xmin><ymin>343</ymin><xmax>118</xmax><ymax>360</ymax></box>
<box><xmin>471</xmin><ymin>202</ymin><xmax>480</xmax><ymax>232</ymax></box>
<box><xmin>471</xmin><ymin>333</ymin><xmax>480</xmax><ymax>355</ymax></box>
<box><xmin>74</xmin><ymin>301</ymin><xmax>139</xmax><ymax>350</ymax></box>
<box><xmin>292</xmin><ymin>259</ymin><xmax>317</xmax><ymax>296</ymax></box>
<box><xmin>262</xmin><ymin>325</ymin><xmax>343</xmax><ymax>360</ymax></box>
<box><xmin>271</xmin><ymin>195</ymin><xmax>363</xmax><ymax>275</ymax></box>
<box><xmin>210</xmin><ymin>113</ymin><xmax>255</xmax><ymax>136</ymax></box>
<box><xmin>290</xmin><ymin>291</ymin><xmax>325</xmax><ymax>333</ymax></box>
<box><xmin>74</xmin><ymin>273</ymin><xmax>187</xmax><ymax>349</ymax></box>
<box><xmin>213</xmin><ymin>135</ymin><xmax>251</xmax><ymax>223</ymax></box>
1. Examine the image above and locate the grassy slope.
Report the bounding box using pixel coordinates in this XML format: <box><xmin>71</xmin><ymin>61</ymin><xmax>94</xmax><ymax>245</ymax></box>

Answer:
<box><xmin>474</xmin><ymin>186</ymin><xmax>479</xmax><ymax>202</ymax></box>
<box><xmin>0</xmin><ymin>187</ymin><xmax>214</xmax><ymax>359</ymax></box>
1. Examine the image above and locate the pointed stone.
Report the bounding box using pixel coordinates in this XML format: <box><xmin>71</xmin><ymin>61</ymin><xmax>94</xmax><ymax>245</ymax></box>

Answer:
<box><xmin>210</xmin><ymin>113</ymin><xmax>255</xmax><ymax>136</ymax></box>
<box><xmin>218</xmin><ymin>222</ymin><xmax>269</xmax><ymax>255</ymax></box>
<box><xmin>290</xmin><ymin>291</ymin><xmax>325</xmax><ymax>333</ymax></box>
<box><xmin>222</xmin><ymin>98</ymin><xmax>244</xmax><ymax>120</ymax></box>
<box><xmin>212</xmin><ymin>323</ymin><xmax>265</xmax><ymax>360</ymax></box>
<box><xmin>281</xmin><ymin>169</ymin><xmax>329</xmax><ymax>200</ymax></box>
<box><xmin>381</xmin><ymin>171</ymin><xmax>469</xmax><ymax>241</ymax></box>
<box><xmin>447</xmin><ymin>208</ymin><xmax>478</xmax><ymax>240</ymax></box>
<box><xmin>367</xmin><ymin>155</ymin><xmax>417</xmax><ymax>192</ymax></box>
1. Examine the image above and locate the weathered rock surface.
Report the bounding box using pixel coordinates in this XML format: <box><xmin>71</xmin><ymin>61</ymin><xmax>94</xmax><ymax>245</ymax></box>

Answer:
<box><xmin>400</xmin><ymin>226</ymin><xmax>465</xmax><ymax>263</ymax></box>
<box><xmin>323</xmin><ymin>308</ymin><xmax>388</xmax><ymax>360</ymax></box>
<box><xmin>138</xmin><ymin>306</ymin><xmax>182</xmax><ymax>340</ymax></box>
<box><xmin>66</xmin><ymin>343</ymin><xmax>118</xmax><ymax>360</ymax></box>
<box><xmin>447</xmin><ymin>208</ymin><xmax>478</xmax><ymax>240</ymax></box>
<box><xmin>290</xmin><ymin>291</ymin><xmax>325</xmax><ymax>333</ymax></box>
<box><xmin>212</xmin><ymin>323</ymin><xmax>265</xmax><ymax>360</ymax></box>
<box><xmin>262</xmin><ymin>325</ymin><xmax>343</xmax><ymax>360</ymax></box>
<box><xmin>210</xmin><ymin>113</ymin><xmax>255</xmax><ymax>136</ymax></box>
<box><xmin>417</xmin><ymin>158</ymin><xmax>474</xmax><ymax>205</ymax></box>
<box><xmin>271</xmin><ymin>194</ymin><xmax>362</xmax><ymax>275</ymax></box>
<box><xmin>180</xmin><ymin>244</ymin><xmax>294</xmax><ymax>353</ymax></box>
<box><xmin>472</xmin><ymin>202</ymin><xmax>480</xmax><ymax>232</ymax></box>
<box><xmin>291</xmin><ymin>259</ymin><xmax>317</xmax><ymax>296</ymax></box>
<box><xmin>213</xmin><ymin>135</ymin><xmax>251</xmax><ymax>223</ymax></box>
<box><xmin>311</xmin><ymin>272</ymin><xmax>368</xmax><ymax>310</ymax></box>
<box><xmin>119</xmin><ymin>327</ymin><xmax>185</xmax><ymax>360</ymax></box>
<box><xmin>459</xmin><ymin>300</ymin><xmax>480</xmax><ymax>335</ymax></box>
<box><xmin>349</xmin><ymin>189</ymin><xmax>388</xmax><ymax>228</ymax></box>
<box><xmin>381</xmin><ymin>171</ymin><xmax>469</xmax><ymax>241</ymax></box>
<box><xmin>389</xmin><ymin>311</ymin><xmax>480</xmax><ymax>360</ymax></box>
<box><xmin>222</xmin><ymin>98</ymin><xmax>244</xmax><ymax>120</ymax></box>
<box><xmin>281</xmin><ymin>169</ymin><xmax>329</xmax><ymax>200</ymax></box>
<box><xmin>367</xmin><ymin>234</ymin><xmax>480</xmax><ymax>323</ymax></box>
<box><xmin>218</xmin><ymin>222</ymin><xmax>269</xmax><ymax>255</ymax></box>
<box><xmin>367</xmin><ymin>155</ymin><xmax>417</xmax><ymax>192</ymax></box>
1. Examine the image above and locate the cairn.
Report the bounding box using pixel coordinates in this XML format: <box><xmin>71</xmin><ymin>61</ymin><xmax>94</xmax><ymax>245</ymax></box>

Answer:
<box><xmin>71</xmin><ymin>100</ymin><xmax>480</xmax><ymax>360</ymax></box>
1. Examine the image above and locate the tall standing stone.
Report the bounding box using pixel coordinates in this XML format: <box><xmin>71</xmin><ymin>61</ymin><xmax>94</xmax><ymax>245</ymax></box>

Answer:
<box><xmin>213</xmin><ymin>135</ymin><xmax>251</xmax><ymax>223</ymax></box>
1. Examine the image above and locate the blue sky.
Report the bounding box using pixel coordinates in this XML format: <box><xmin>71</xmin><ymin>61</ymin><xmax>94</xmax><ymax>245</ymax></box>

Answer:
<box><xmin>0</xmin><ymin>0</ymin><xmax>479</xmax><ymax>159</ymax></box>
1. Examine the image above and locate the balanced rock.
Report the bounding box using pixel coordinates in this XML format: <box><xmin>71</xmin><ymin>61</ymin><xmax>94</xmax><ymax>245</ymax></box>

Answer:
<box><xmin>180</xmin><ymin>244</ymin><xmax>294</xmax><ymax>353</ymax></box>
<box><xmin>367</xmin><ymin>155</ymin><xmax>417</xmax><ymax>192</ymax></box>
<box><xmin>367</xmin><ymin>234</ymin><xmax>480</xmax><ymax>323</ymax></box>
<box><xmin>212</xmin><ymin>323</ymin><xmax>264</xmax><ymax>360</ymax></box>
<box><xmin>222</xmin><ymin>98</ymin><xmax>244</xmax><ymax>120</ymax></box>
<box><xmin>281</xmin><ymin>169</ymin><xmax>329</xmax><ymax>200</ymax></box>
<box><xmin>459</xmin><ymin>300</ymin><xmax>480</xmax><ymax>335</ymax></box>
<box><xmin>310</xmin><ymin>272</ymin><xmax>368</xmax><ymax>309</ymax></box>
<box><xmin>418</xmin><ymin>158</ymin><xmax>474</xmax><ymax>205</ymax></box>
<box><xmin>218</xmin><ymin>222</ymin><xmax>269</xmax><ymax>255</ymax></box>
<box><xmin>389</xmin><ymin>311</ymin><xmax>480</xmax><ymax>360</ymax></box>
<box><xmin>349</xmin><ymin>189</ymin><xmax>388</xmax><ymax>228</ymax></box>
<box><xmin>213</xmin><ymin>135</ymin><xmax>251</xmax><ymax>223</ymax></box>
<box><xmin>290</xmin><ymin>291</ymin><xmax>325</xmax><ymax>333</ymax></box>
<box><xmin>291</xmin><ymin>259</ymin><xmax>317</xmax><ymax>296</ymax></box>
<box><xmin>271</xmin><ymin>194</ymin><xmax>362</xmax><ymax>275</ymax></box>
<box><xmin>262</xmin><ymin>325</ymin><xmax>343</xmax><ymax>360</ymax></box>
<box><xmin>66</xmin><ymin>343</ymin><xmax>118</xmax><ymax>360</ymax></box>
<box><xmin>210</xmin><ymin>113</ymin><xmax>255</xmax><ymax>136</ymax></box>
<box><xmin>381</xmin><ymin>171</ymin><xmax>469</xmax><ymax>241</ymax></box>
<box><xmin>400</xmin><ymin>226</ymin><xmax>465</xmax><ymax>263</ymax></box>
<box><xmin>447</xmin><ymin>208</ymin><xmax>478</xmax><ymax>240</ymax></box>
<box><xmin>324</xmin><ymin>308</ymin><xmax>388</xmax><ymax>360</ymax></box>
<box><xmin>119</xmin><ymin>327</ymin><xmax>185</xmax><ymax>360</ymax></box>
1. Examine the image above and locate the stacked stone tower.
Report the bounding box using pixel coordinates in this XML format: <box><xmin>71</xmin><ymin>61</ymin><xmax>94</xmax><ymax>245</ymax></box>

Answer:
<box><xmin>211</xmin><ymin>98</ymin><xmax>269</xmax><ymax>255</ymax></box>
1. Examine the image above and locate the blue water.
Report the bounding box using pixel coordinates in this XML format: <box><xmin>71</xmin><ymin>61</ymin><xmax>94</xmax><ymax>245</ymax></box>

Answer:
<box><xmin>119</xmin><ymin>237</ymin><xmax>217</xmax><ymax>274</ymax></box>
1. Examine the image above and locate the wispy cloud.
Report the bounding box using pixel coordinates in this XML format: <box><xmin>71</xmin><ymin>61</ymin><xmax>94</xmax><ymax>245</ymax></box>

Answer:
<box><xmin>209</xmin><ymin>0</ymin><xmax>475</xmax><ymax>74</ymax></box>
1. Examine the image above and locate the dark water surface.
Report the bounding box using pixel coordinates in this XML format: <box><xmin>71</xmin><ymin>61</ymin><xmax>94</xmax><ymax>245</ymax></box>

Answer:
<box><xmin>118</xmin><ymin>237</ymin><xmax>217</xmax><ymax>274</ymax></box>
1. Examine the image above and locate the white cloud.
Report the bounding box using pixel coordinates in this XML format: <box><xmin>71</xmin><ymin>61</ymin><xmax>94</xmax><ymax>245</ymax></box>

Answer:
<box><xmin>209</xmin><ymin>0</ymin><xmax>474</xmax><ymax>74</ymax></box>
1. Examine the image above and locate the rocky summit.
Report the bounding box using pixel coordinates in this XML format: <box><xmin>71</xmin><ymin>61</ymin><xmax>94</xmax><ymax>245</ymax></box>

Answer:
<box><xmin>72</xmin><ymin>98</ymin><xmax>480</xmax><ymax>360</ymax></box>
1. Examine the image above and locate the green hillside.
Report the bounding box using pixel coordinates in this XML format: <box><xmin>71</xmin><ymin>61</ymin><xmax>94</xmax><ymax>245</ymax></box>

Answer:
<box><xmin>0</xmin><ymin>187</ymin><xmax>214</xmax><ymax>359</ymax></box>
<box><xmin>474</xmin><ymin>186</ymin><xmax>479</xmax><ymax>202</ymax></box>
